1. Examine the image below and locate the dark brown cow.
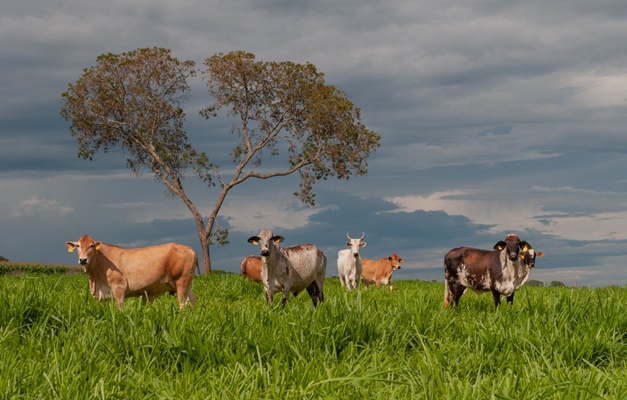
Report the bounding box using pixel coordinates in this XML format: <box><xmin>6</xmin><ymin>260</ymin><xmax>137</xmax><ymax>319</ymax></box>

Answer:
<box><xmin>444</xmin><ymin>234</ymin><xmax>540</xmax><ymax>308</ymax></box>
<box><xmin>240</xmin><ymin>255</ymin><xmax>262</xmax><ymax>282</ymax></box>
<box><xmin>361</xmin><ymin>254</ymin><xmax>404</xmax><ymax>291</ymax></box>
<box><xmin>66</xmin><ymin>234</ymin><xmax>197</xmax><ymax>308</ymax></box>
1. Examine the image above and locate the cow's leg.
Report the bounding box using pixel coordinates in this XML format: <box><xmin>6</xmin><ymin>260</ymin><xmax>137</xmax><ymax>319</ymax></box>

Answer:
<box><xmin>491</xmin><ymin>290</ymin><xmax>502</xmax><ymax>308</ymax></box>
<box><xmin>339</xmin><ymin>274</ymin><xmax>346</xmax><ymax>288</ymax></box>
<box><xmin>306</xmin><ymin>282</ymin><xmax>320</xmax><ymax>307</ymax></box>
<box><xmin>281</xmin><ymin>285</ymin><xmax>291</xmax><ymax>307</ymax></box>
<box><xmin>506</xmin><ymin>293</ymin><xmax>515</xmax><ymax>305</ymax></box>
<box><xmin>447</xmin><ymin>282</ymin><xmax>465</xmax><ymax>307</ymax></box>
<box><xmin>111</xmin><ymin>286</ymin><xmax>126</xmax><ymax>309</ymax></box>
<box><xmin>444</xmin><ymin>280</ymin><xmax>455</xmax><ymax>307</ymax></box>
<box><xmin>265</xmin><ymin>290</ymin><xmax>274</xmax><ymax>306</ymax></box>
<box><xmin>350</xmin><ymin>274</ymin><xmax>357</xmax><ymax>290</ymax></box>
<box><xmin>186</xmin><ymin>290</ymin><xmax>197</xmax><ymax>306</ymax></box>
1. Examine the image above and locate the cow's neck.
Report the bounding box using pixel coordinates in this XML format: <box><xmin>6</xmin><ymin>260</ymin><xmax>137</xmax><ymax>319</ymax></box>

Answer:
<box><xmin>85</xmin><ymin>245</ymin><xmax>110</xmax><ymax>281</ymax></box>
<box><xmin>499</xmin><ymin>249</ymin><xmax>529</xmax><ymax>286</ymax></box>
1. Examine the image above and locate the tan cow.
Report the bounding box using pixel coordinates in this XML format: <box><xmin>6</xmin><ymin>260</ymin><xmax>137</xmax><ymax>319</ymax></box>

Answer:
<box><xmin>66</xmin><ymin>234</ymin><xmax>197</xmax><ymax>308</ymax></box>
<box><xmin>361</xmin><ymin>254</ymin><xmax>404</xmax><ymax>291</ymax></box>
<box><xmin>240</xmin><ymin>255</ymin><xmax>262</xmax><ymax>282</ymax></box>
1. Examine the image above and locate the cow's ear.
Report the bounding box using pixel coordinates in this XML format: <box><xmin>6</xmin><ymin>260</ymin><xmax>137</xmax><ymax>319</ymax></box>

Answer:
<box><xmin>247</xmin><ymin>236</ymin><xmax>260</xmax><ymax>245</ymax></box>
<box><xmin>360</xmin><ymin>241</ymin><xmax>367</xmax><ymax>247</ymax></box>
<box><xmin>519</xmin><ymin>240</ymin><xmax>531</xmax><ymax>251</ymax></box>
<box><xmin>95</xmin><ymin>242</ymin><xmax>102</xmax><ymax>251</ymax></box>
<box><xmin>537</xmin><ymin>252</ymin><xmax>545</xmax><ymax>258</ymax></box>
<box><xmin>272</xmin><ymin>236</ymin><xmax>284</xmax><ymax>243</ymax></box>
<box><xmin>66</xmin><ymin>242</ymin><xmax>76</xmax><ymax>252</ymax></box>
<box><xmin>399</xmin><ymin>258</ymin><xmax>404</xmax><ymax>263</ymax></box>
<box><xmin>494</xmin><ymin>241</ymin><xmax>507</xmax><ymax>250</ymax></box>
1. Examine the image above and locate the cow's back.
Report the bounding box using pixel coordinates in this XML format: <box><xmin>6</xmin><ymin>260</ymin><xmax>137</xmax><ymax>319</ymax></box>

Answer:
<box><xmin>241</xmin><ymin>256</ymin><xmax>263</xmax><ymax>282</ymax></box>
<box><xmin>104</xmin><ymin>243</ymin><xmax>196</xmax><ymax>290</ymax></box>
<box><xmin>444</xmin><ymin>246</ymin><xmax>503</xmax><ymax>294</ymax></box>
<box><xmin>283</xmin><ymin>244</ymin><xmax>326</xmax><ymax>292</ymax></box>
<box><xmin>361</xmin><ymin>259</ymin><xmax>386</xmax><ymax>282</ymax></box>
<box><xmin>337</xmin><ymin>249</ymin><xmax>354</xmax><ymax>275</ymax></box>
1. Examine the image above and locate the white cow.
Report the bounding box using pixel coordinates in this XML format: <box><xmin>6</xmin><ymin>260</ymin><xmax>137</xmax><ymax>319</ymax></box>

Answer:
<box><xmin>337</xmin><ymin>232</ymin><xmax>367</xmax><ymax>290</ymax></box>
<box><xmin>247</xmin><ymin>229</ymin><xmax>327</xmax><ymax>306</ymax></box>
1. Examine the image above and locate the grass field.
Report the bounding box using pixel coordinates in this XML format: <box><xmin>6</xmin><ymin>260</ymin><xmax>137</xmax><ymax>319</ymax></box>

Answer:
<box><xmin>0</xmin><ymin>272</ymin><xmax>625</xmax><ymax>399</ymax></box>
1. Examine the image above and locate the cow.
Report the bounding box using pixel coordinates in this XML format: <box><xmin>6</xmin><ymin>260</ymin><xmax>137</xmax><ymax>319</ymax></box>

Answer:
<box><xmin>443</xmin><ymin>234</ymin><xmax>539</xmax><ymax>308</ymax></box>
<box><xmin>520</xmin><ymin>244</ymin><xmax>545</xmax><ymax>271</ymax></box>
<box><xmin>247</xmin><ymin>229</ymin><xmax>326</xmax><ymax>306</ymax></box>
<box><xmin>361</xmin><ymin>254</ymin><xmax>404</xmax><ymax>291</ymax></box>
<box><xmin>240</xmin><ymin>255</ymin><xmax>262</xmax><ymax>282</ymax></box>
<box><xmin>65</xmin><ymin>234</ymin><xmax>197</xmax><ymax>309</ymax></box>
<box><xmin>337</xmin><ymin>232</ymin><xmax>367</xmax><ymax>290</ymax></box>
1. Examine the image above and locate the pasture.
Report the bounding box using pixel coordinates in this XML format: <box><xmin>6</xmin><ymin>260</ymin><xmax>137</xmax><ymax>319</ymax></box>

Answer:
<box><xmin>0</xmin><ymin>272</ymin><xmax>625</xmax><ymax>399</ymax></box>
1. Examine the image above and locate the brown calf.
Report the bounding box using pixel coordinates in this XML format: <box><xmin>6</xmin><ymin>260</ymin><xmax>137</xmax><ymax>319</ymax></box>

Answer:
<box><xmin>361</xmin><ymin>254</ymin><xmax>404</xmax><ymax>291</ymax></box>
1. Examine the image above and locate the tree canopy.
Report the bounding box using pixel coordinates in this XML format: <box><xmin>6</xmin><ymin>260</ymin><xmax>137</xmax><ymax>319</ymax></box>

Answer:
<box><xmin>61</xmin><ymin>48</ymin><xmax>381</xmax><ymax>273</ymax></box>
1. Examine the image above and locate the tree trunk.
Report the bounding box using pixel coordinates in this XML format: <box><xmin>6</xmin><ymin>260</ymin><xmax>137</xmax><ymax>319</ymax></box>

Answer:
<box><xmin>199</xmin><ymin>234</ymin><xmax>211</xmax><ymax>274</ymax></box>
<box><xmin>190</xmin><ymin>209</ymin><xmax>212</xmax><ymax>274</ymax></box>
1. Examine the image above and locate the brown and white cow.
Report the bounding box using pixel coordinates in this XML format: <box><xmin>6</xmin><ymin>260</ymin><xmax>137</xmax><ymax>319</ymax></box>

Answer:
<box><xmin>248</xmin><ymin>229</ymin><xmax>326</xmax><ymax>306</ymax></box>
<box><xmin>66</xmin><ymin>234</ymin><xmax>197</xmax><ymax>308</ymax></box>
<box><xmin>240</xmin><ymin>255</ymin><xmax>262</xmax><ymax>282</ymax></box>
<box><xmin>443</xmin><ymin>234</ymin><xmax>540</xmax><ymax>308</ymax></box>
<box><xmin>361</xmin><ymin>254</ymin><xmax>404</xmax><ymax>291</ymax></box>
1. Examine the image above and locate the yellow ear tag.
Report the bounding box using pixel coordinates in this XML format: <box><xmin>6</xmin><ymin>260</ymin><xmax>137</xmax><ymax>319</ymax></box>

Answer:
<box><xmin>252</xmin><ymin>240</ymin><xmax>259</xmax><ymax>245</ymax></box>
<box><xmin>520</xmin><ymin>253</ymin><xmax>526</xmax><ymax>259</ymax></box>
<box><xmin>497</xmin><ymin>245</ymin><xmax>504</xmax><ymax>251</ymax></box>
<box><xmin>522</xmin><ymin>246</ymin><xmax>529</xmax><ymax>251</ymax></box>
<box><xmin>67</xmin><ymin>247</ymin><xmax>74</xmax><ymax>253</ymax></box>
<box><xmin>96</xmin><ymin>244</ymin><xmax>101</xmax><ymax>251</ymax></box>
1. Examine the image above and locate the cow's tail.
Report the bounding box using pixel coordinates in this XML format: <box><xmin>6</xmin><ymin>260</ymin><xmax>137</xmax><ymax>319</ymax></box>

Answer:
<box><xmin>240</xmin><ymin>258</ymin><xmax>246</xmax><ymax>276</ymax></box>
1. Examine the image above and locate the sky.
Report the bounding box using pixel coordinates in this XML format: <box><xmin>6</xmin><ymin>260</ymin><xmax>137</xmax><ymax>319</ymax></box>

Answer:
<box><xmin>2</xmin><ymin>0</ymin><xmax>627</xmax><ymax>287</ymax></box>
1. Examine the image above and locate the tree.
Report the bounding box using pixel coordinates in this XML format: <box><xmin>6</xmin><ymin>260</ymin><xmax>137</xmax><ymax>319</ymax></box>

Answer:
<box><xmin>61</xmin><ymin>48</ymin><xmax>381</xmax><ymax>273</ymax></box>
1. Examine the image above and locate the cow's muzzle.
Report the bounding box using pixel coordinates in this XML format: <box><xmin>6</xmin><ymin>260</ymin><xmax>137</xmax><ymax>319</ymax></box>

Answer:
<box><xmin>260</xmin><ymin>250</ymin><xmax>270</xmax><ymax>257</ymax></box>
<box><xmin>79</xmin><ymin>258</ymin><xmax>88</xmax><ymax>265</ymax></box>
<box><xmin>508</xmin><ymin>253</ymin><xmax>518</xmax><ymax>261</ymax></box>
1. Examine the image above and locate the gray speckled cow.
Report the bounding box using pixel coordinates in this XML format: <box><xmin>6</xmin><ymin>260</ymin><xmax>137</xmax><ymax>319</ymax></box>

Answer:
<box><xmin>248</xmin><ymin>229</ymin><xmax>326</xmax><ymax>306</ymax></box>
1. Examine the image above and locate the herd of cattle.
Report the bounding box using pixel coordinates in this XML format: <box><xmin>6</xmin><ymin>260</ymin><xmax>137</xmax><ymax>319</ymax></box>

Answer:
<box><xmin>66</xmin><ymin>231</ymin><xmax>542</xmax><ymax>309</ymax></box>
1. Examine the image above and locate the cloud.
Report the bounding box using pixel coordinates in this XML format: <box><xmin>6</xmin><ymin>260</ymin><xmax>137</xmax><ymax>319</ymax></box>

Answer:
<box><xmin>12</xmin><ymin>196</ymin><xmax>73</xmax><ymax>218</ymax></box>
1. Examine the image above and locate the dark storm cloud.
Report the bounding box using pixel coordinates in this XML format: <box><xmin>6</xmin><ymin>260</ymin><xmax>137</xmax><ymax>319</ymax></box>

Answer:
<box><xmin>2</xmin><ymin>0</ymin><xmax>627</xmax><ymax>286</ymax></box>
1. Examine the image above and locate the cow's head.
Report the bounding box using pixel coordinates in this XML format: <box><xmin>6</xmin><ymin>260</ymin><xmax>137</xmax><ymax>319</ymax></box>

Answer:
<box><xmin>346</xmin><ymin>232</ymin><xmax>366</xmax><ymax>257</ymax></box>
<box><xmin>520</xmin><ymin>241</ymin><xmax>544</xmax><ymax>268</ymax></box>
<box><xmin>248</xmin><ymin>229</ymin><xmax>284</xmax><ymax>257</ymax></box>
<box><xmin>389</xmin><ymin>254</ymin><xmax>404</xmax><ymax>270</ymax></box>
<box><xmin>65</xmin><ymin>234</ymin><xmax>101</xmax><ymax>267</ymax></box>
<box><xmin>493</xmin><ymin>234</ymin><xmax>523</xmax><ymax>261</ymax></box>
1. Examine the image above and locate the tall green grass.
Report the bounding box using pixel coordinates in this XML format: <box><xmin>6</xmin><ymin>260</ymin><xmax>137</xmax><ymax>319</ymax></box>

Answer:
<box><xmin>0</xmin><ymin>273</ymin><xmax>625</xmax><ymax>399</ymax></box>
